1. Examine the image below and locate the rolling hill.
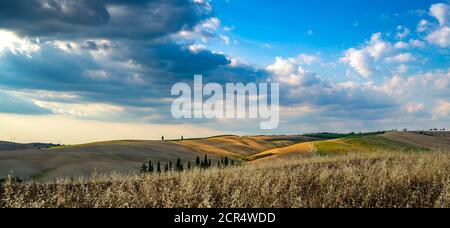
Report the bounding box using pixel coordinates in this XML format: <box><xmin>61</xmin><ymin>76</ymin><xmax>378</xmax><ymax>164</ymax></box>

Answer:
<box><xmin>245</xmin><ymin>131</ymin><xmax>450</xmax><ymax>162</ymax></box>
<box><xmin>0</xmin><ymin>135</ymin><xmax>316</xmax><ymax>180</ymax></box>
<box><xmin>0</xmin><ymin>141</ymin><xmax>57</xmax><ymax>152</ymax></box>
<box><xmin>1</xmin><ymin>131</ymin><xmax>449</xmax><ymax>180</ymax></box>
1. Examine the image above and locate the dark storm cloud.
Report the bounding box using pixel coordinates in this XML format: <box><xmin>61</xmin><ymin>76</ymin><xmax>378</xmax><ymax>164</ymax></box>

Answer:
<box><xmin>0</xmin><ymin>41</ymin><xmax>241</xmax><ymax>110</ymax></box>
<box><xmin>0</xmin><ymin>0</ymin><xmax>232</xmax><ymax>110</ymax></box>
<box><xmin>0</xmin><ymin>0</ymin><xmax>206</xmax><ymax>39</ymax></box>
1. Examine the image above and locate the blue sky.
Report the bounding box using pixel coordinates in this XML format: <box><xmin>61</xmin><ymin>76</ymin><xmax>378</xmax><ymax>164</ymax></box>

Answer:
<box><xmin>0</xmin><ymin>0</ymin><xmax>449</xmax><ymax>143</ymax></box>
<box><xmin>211</xmin><ymin>0</ymin><xmax>444</xmax><ymax>63</ymax></box>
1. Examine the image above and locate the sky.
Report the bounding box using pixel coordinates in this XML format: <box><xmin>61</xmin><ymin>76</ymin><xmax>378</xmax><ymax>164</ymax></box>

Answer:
<box><xmin>0</xmin><ymin>0</ymin><xmax>449</xmax><ymax>144</ymax></box>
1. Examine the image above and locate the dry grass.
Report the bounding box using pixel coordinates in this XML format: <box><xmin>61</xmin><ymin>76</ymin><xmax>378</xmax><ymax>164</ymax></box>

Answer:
<box><xmin>1</xmin><ymin>150</ymin><xmax>449</xmax><ymax>208</ymax></box>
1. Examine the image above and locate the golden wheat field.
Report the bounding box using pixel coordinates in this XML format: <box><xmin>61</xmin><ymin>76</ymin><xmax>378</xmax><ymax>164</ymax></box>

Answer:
<box><xmin>1</xmin><ymin>150</ymin><xmax>449</xmax><ymax>208</ymax></box>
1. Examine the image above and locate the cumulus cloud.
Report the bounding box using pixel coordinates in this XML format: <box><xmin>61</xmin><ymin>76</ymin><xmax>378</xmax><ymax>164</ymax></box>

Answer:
<box><xmin>430</xmin><ymin>3</ymin><xmax>449</xmax><ymax>26</ymax></box>
<box><xmin>341</xmin><ymin>48</ymin><xmax>374</xmax><ymax>77</ymax></box>
<box><xmin>266</xmin><ymin>56</ymin><xmax>322</xmax><ymax>86</ymax></box>
<box><xmin>403</xmin><ymin>102</ymin><xmax>425</xmax><ymax>114</ymax></box>
<box><xmin>425</xmin><ymin>3</ymin><xmax>450</xmax><ymax>48</ymax></box>
<box><xmin>341</xmin><ymin>33</ymin><xmax>392</xmax><ymax>77</ymax></box>
<box><xmin>385</xmin><ymin>53</ymin><xmax>416</xmax><ymax>63</ymax></box>
<box><xmin>427</xmin><ymin>26</ymin><xmax>450</xmax><ymax>48</ymax></box>
<box><xmin>433</xmin><ymin>99</ymin><xmax>450</xmax><ymax>119</ymax></box>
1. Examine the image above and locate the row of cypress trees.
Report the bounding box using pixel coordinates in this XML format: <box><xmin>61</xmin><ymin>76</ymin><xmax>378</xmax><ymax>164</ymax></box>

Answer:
<box><xmin>140</xmin><ymin>155</ymin><xmax>236</xmax><ymax>174</ymax></box>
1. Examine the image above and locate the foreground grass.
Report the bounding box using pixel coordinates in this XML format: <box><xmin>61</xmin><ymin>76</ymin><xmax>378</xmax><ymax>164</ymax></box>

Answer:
<box><xmin>1</xmin><ymin>151</ymin><xmax>449</xmax><ymax>208</ymax></box>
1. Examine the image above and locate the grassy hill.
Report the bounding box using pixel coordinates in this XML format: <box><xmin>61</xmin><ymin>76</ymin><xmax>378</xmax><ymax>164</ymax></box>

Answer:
<box><xmin>314</xmin><ymin>134</ymin><xmax>427</xmax><ymax>156</ymax></box>
<box><xmin>1</xmin><ymin>131</ymin><xmax>449</xmax><ymax>180</ymax></box>
<box><xmin>247</xmin><ymin>131</ymin><xmax>450</xmax><ymax>161</ymax></box>
<box><xmin>244</xmin><ymin>142</ymin><xmax>316</xmax><ymax>162</ymax></box>
<box><xmin>0</xmin><ymin>141</ymin><xmax>57</xmax><ymax>152</ymax></box>
<box><xmin>0</xmin><ymin>135</ymin><xmax>316</xmax><ymax>180</ymax></box>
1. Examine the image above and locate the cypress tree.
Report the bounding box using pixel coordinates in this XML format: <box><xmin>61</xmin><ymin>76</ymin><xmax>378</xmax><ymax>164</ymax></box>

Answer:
<box><xmin>164</xmin><ymin>164</ymin><xmax>169</xmax><ymax>173</ymax></box>
<box><xmin>140</xmin><ymin>163</ymin><xmax>148</xmax><ymax>173</ymax></box>
<box><xmin>203</xmin><ymin>155</ymin><xmax>208</xmax><ymax>169</ymax></box>
<box><xmin>169</xmin><ymin>161</ymin><xmax>173</xmax><ymax>171</ymax></box>
<box><xmin>224</xmin><ymin>157</ymin><xmax>229</xmax><ymax>167</ymax></box>
<box><xmin>196</xmin><ymin>157</ymin><xmax>201</xmax><ymax>167</ymax></box>
<box><xmin>148</xmin><ymin>160</ymin><xmax>154</xmax><ymax>173</ymax></box>
<box><xmin>176</xmin><ymin>159</ymin><xmax>183</xmax><ymax>172</ymax></box>
<box><xmin>157</xmin><ymin>161</ymin><xmax>161</xmax><ymax>173</ymax></box>
<box><xmin>188</xmin><ymin>162</ymin><xmax>191</xmax><ymax>170</ymax></box>
<box><xmin>208</xmin><ymin>159</ymin><xmax>212</xmax><ymax>168</ymax></box>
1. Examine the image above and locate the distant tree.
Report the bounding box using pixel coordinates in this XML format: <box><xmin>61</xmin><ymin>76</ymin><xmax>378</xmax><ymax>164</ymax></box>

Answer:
<box><xmin>181</xmin><ymin>136</ymin><xmax>184</xmax><ymax>140</ymax></box>
<box><xmin>140</xmin><ymin>163</ymin><xmax>148</xmax><ymax>173</ymax></box>
<box><xmin>196</xmin><ymin>157</ymin><xmax>201</xmax><ymax>167</ymax></box>
<box><xmin>208</xmin><ymin>159</ymin><xmax>212</xmax><ymax>168</ymax></box>
<box><xmin>148</xmin><ymin>160</ymin><xmax>154</xmax><ymax>173</ymax></box>
<box><xmin>169</xmin><ymin>161</ymin><xmax>173</xmax><ymax>171</ymax></box>
<box><xmin>224</xmin><ymin>157</ymin><xmax>229</xmax><ymax>167</ymax></box>
<box><xmin>164</xmin><ymin>164</ymin><xmax>169</xmax><ymax>173</ymax></box>
<box><xmin>157</xmin><ymin>161</ymin><xmax>161</xmax><ymax>173</ymax></box>
<box><xmin>218</xmin><ymin>161</ymin><xmax>221</xmax><ymax>168</ymax></box>
<box><xmin>231</xmin><ymin>160</ymin><xmax>235</xmax><ymax>166</ymax></box>
<box><xmin>162</xmin><ymin>136</ymin><xmax>165</xmax><ymax>141</ymax></box>
<box><xmin>203</xmin><ymin>155</ymin><xmax>208</xmax><ymax>169</ymax></box>
<box><xmin>176</xmin><ymin>159</ymin><xmax>184</xmax><ymax>172</ymax></box>
<box><xmin>187</xmin><ymin>162</ymin><xmax>191</xmax><ymax>170</ymax></box>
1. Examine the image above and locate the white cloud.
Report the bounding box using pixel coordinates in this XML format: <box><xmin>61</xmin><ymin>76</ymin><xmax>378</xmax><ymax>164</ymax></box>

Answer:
<box><xmin>430</xmin><ymin>3</ymin><xmax>449</xmax><ymax>26</ymax></box>
<box><xmin>417</xmin><ymin>19</ymin><xmax>431</xmax><ymax>33</ymax></box>
<box><xmin>403</xmin><ymin>102</ymin><xmax>425</xmax><ymax>114</ymax></box>
<box><xmin>0</xmin><ymin>29</ymin><xmax>40</xmax><ymax>57</ymax></box>
<box><xmin>397</xmin><ymin>64</ymin><xmax>409</xmax><ymax>74</ymax></box>
<box><xmin>433</xmin><ymin>99</ymin><xmax>450</xmax><ymax>119</ymax></box>
<box><xmin>188</xmin><ymin>44</ymin><xmax>206</xmax><ymax>53</ymax></box>
<box><xmin>425</xmin><ymin>3</ymin><xmax>450</xmax><ymax>48</ymax></box>
<box><xmin>220</xmin><ymin>35</ymin><xmax>230</xmax><ymax>45</ymax></box>
<box><xmin>427</xmin><ymin>26</ymin><xmax>450</xmax><ymax>48</ymax></box>
<box><xmin>425</xmin><ymin>68</ymin><xmax>450</xmax><ymax>90</ymax></box>
<box><xmin>366</xmin><ymin>33</ymin><xmax>392</xmax><ymax>59</ymax></box>
<box><xmin>33</xmin><ymin>100</ymin><xmax>125</xmax><ymax>118</ymax></box>
<box><xmin>385</xmin><ymin>53</ymin><xmax>416</xmax><ymax>63</ymax></box>
<box><xmin>396</xmin><ymin>25</ymin><xmax>410</xmax><ymax>40</ymax></box>
<box><xmin>266</xmin><ymin>56</ymin><xmax>321</xmax><ymax>86</ymax></box>
<box><xmin>341</xmin><ymin>33</ymin><xmax>392</xmax><ymax>77</ymax></box>
<box><xmin>341</xmin><ymin>48</ymin><xmax>373</xmax><ymax>77</ymax></box>
<box><xmin>296</xmin><ymin>54</ymin><xmax>321</xmax><ymax>65</ymax></box>
<box><xmin>374</xmin><ymin>75</ymin><xmax>418</xmax><ymax>96</ymax></box>
<box><xmin>175</xmin><ymin>17</ymin><xmax>221</xmax><ymax>42</ymax></box>
<box><xmin>84</xmin><ymin>70</ymin><xmax>109</xmax><ymax>80</ymax></box>
<box><xmin>395</xmin><ymin>41</ymin><xmax>409</xmax><ymax>49</ymax></box>
<box><xmin>409</xmin><ymin>39</ymin><xmax>426</xmax><ymax>48</ymax></box>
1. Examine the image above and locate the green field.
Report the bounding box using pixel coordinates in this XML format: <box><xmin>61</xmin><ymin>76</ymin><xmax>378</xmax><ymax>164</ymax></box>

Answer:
<box><xmin>314</xmin><ymin>135</ymin><xmax>427</xmax><ymax>156</ymax></box>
